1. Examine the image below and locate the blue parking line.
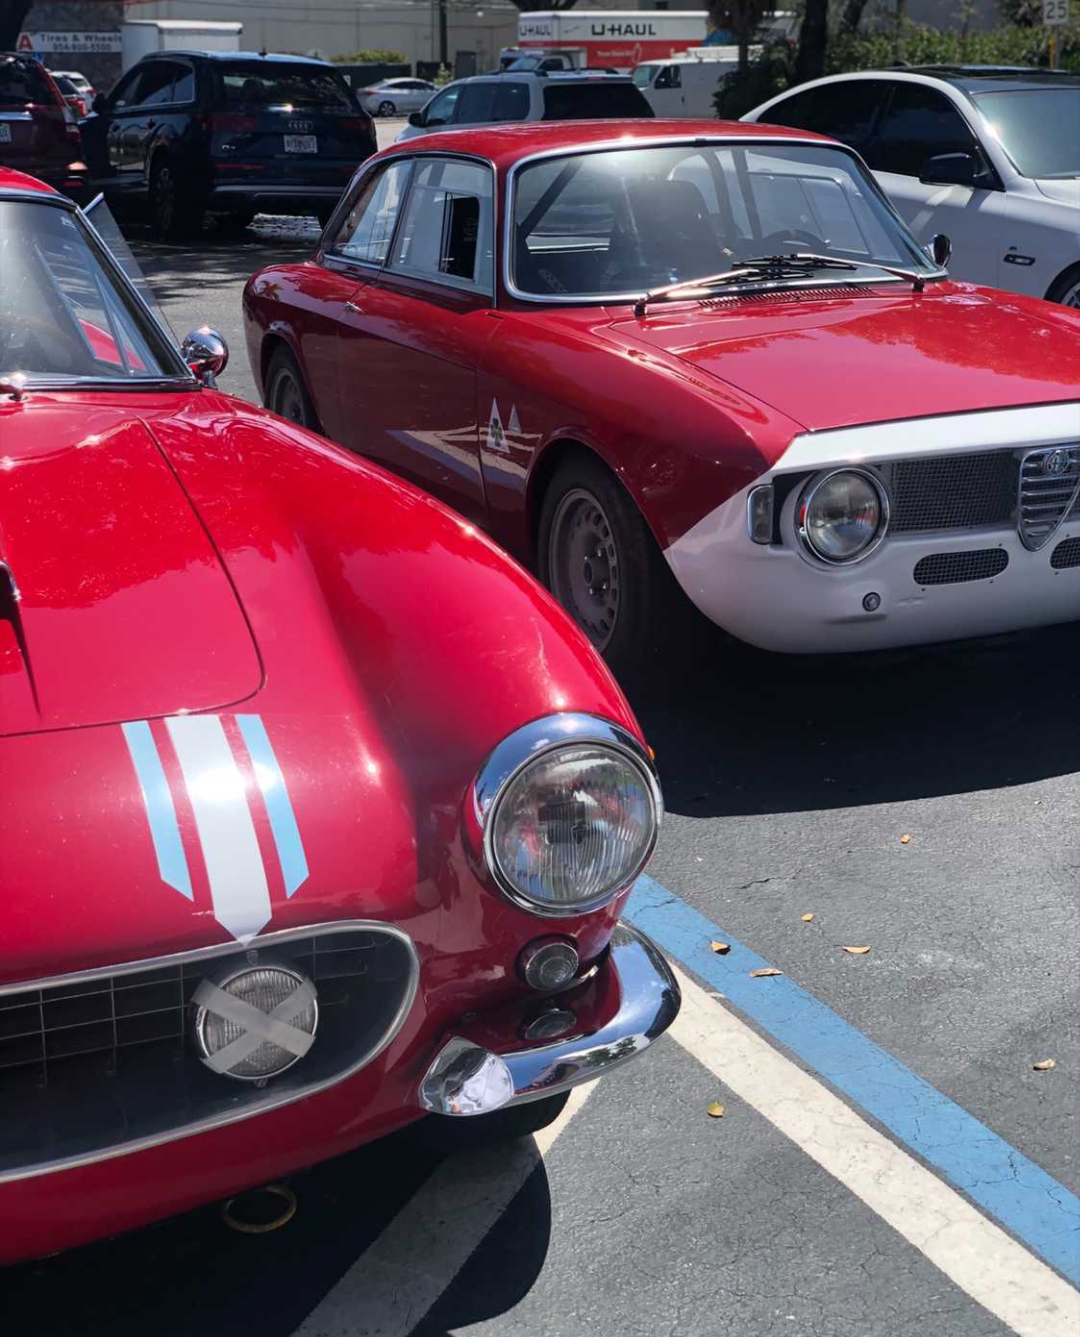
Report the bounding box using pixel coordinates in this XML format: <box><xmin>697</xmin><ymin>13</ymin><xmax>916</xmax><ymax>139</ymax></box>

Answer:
<box><xmin>627</xmin><ymin>874</ymin><xmax>1080</xmax><ymax>1288</ymax></box>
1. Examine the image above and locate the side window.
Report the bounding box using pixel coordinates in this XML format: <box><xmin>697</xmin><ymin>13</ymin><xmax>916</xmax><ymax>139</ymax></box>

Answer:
<box><xmin>493</xmin><ymin>81</ymin><xmax>530</xmax><ymax>122</ymax></box>
<box><xmin>390</xmin><ymin>159</ymin><xmax>494</xmax><ymax>291</ymax></box>
<box><xmin>108</xmin><ymin>68</ymin><xmax>143</xmax><ymax>110</ymax></box>
<box><xmin>331</xmin><ymin>161</ymin><xmax>411</xmax><ymax>265</ymax></box>
<box><xmin>757</xmin><ymin>87</ymin><xmax>818</xmax><ymax>130</ymax></box>
<box><xmin>454</xmin><ymin>82</ymin><xmax>497</xmax><ymax>125</ymax></box>
<box><xmin>654</xmin><ymin>65</ymin><xmax>681</xmax><ymax>90</ymax></box>
<box><xmin>423</xmin><ymin>84</ymin><xmax>460</xmax><ymax>126</ymax></box>
<box><xmin>172</xmin><ymin>65</ymin><xmax>195</xmax><ymax>104</ymax></box>
<box><xmin>805</xmin><ymin>80</ymin><xmax>885</xmax><ymax>151</ymax></box>
<box><xmin>132</xmin><ymin>63</ymin><xmax>179</xmax><ymax>108</ymax></box>
<box><xmin>868</xmin><ymin>83</ymin><xmax>979</xmax><ymax>176</ymax></box>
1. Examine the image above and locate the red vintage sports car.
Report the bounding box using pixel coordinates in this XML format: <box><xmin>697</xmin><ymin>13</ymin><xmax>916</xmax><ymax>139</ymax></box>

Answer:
<box><xmin>0</xmin><ymin>167</ymin><xmax>678</xmax><ymax>1263</ymax></box>
<box><xmin>244</xmin><ymin>120</ymin><xmax>1080</xmax><ymax>682</ymax></box>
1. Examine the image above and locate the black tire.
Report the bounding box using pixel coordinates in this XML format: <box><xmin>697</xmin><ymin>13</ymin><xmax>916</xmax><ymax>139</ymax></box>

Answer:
<box><xmin>265</xmin><ymin>346</ymin><xmax>320</xmax><ymax>432</ymax></box>
<box><xmin>538</xmin><ymin>451</ymin><xmax>696</xmax><ymax>693</ymax></box>
<box><xmin>418</xmin><ymin>1092</ymin><xmax>571</xmax><ymax>1151</ymax></box>
<box><xmin>377</xmin><ymin>99</ymin><xmax>396</xmax><ymax>117</ymax></box>
<box><xmin>1046</xmin><ymin>262</ymin><xmax>1080</xmax><ymax>309</ymax></box>
<box><xmin>150</xmin><ymin>159</ymin><xmax>197</xmax><ymax>241</ymax></box>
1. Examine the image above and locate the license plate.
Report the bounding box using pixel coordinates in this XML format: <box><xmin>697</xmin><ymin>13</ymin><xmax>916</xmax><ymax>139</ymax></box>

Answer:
<box><xmin>284</xmin><ymin>134</ymin><xmax>317</xmax><ymax>154</ymax></box>
<box><xmin>0</xmin><ymin>125</ymin><xmax>11</xmax><ymax>143</ymax></box>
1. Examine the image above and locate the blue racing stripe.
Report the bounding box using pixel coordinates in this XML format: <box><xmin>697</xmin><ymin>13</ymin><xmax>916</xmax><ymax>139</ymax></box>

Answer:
<box><xmin>121</xmin><ymin>720</ymin><xmax>192</xmax><ymax>899</ymax></box>
<box><xmin>236</xmin><ymin>714</ymin><xmax>309</xmax><ymax>898</ymax></box>
<box><xmin>627</xmin><ymin>874</ymin><xmax>1080</xmax><ymax>1287</ymax></box>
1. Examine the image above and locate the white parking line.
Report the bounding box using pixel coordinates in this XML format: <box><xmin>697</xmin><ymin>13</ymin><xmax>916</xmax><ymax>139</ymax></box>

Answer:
<box><xmin>295</xmin><ymin>1084</ymin><xmax>595</xmax><ymax>1337</ymax></box>
<box><xmin>668</xmin><ymin>966</ymin><xmax>1080</xmax><ymax>1337</ymax></box>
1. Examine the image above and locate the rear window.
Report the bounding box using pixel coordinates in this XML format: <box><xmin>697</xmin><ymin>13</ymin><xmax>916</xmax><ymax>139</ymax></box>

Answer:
<box><xmin>0</xmin><ymin>55</ymin><xmax>56</xmax><ymax>106</ymax></box>
<box><xmin>541</xmin><ymin>83</ymin><xmax>653</xmax><ymax>121</ymax></box>
<box><xmin>214</xmin><ymin>62</ymin><xmax>354</xmax><ymax>111</ymax></box>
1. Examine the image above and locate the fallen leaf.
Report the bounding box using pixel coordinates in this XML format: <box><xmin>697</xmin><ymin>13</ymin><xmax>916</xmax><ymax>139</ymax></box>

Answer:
<box><xmin>899</xmin><ymin>834</ymin><xmax>912</xmax><ymax>844</ymax></box>
<box><xmin>750</xmin><ymin>967</ymin><xmax>783</xmax><ymax>978</ymax></box>
<box><xmin>1033</xmin><ymin>1058</ymin><xmax>1057</xmax><ymax>1072</ymax></box>
<box><xmin>843</xmin><ymin>945</ymin><xmax>872</xmax><ymax>955</ymax></box>
<box><xmin>801</xmin><ymin>912</ymin><xmax>815</xmax><ymax>922</ymax></box>
<box><xmin>706</xmin><ymin>1101</ymin><xmax>725</xmax><ymax>1118</ymax></box>
<box><xmin>710</xmin><ymin>940</ymin><xmax>731</xmax><ymax>955</ymax></box>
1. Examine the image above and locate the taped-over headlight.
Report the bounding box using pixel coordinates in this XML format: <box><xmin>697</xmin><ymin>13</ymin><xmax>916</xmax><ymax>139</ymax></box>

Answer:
<box><xmin>474</xmin><ymin>715</ymin><xmax>661</xmax><ymax>917</ymax></box>
<box><xmin>798</xmin><ymin>469</ymin><xmax>888</xmax><ymax>564</ymax></box>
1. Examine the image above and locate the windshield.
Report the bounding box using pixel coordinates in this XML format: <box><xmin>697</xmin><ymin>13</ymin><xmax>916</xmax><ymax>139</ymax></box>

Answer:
<box><xmin>973</xmin><ymin>88</ymin><xmax>1080</xmax><ymax>180</ymax></box>
<box><xmin>0</xmin><ymin>198</ymin><xmax>188</xmax><ymax>386</ymax></box>
<box><xmin>511</xmin><ymin>142</ymin><xmax>934</xmax><ymax>300</ymax></box>
<box><xmin>0</xmin><ymin>53</ymin><xmax>55</xmax><ymax>106</ymax></box>
<box><xmin>214</xmin><ymin>61</ymin><xmax>355</xmax><ymax>111</ymax></box>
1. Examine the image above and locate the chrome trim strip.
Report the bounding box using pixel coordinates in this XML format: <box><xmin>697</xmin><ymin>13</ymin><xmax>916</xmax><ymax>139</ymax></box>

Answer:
<box><xmin>419</xmin><ymin>920</ymin><xmax>680</xmax><ymax>1114</ymax></box>
<box><xmin>500</xmin><ymin>134</ymin><xmax>943</xmax><ymax>307</ymax></box>
<box><xmin>470</xmin><ymin>713</ymin><xmax>663</xmax><ymax>919</ymax></box>
<box><xmin>0</xmin><ymin>920</ymin><xmax>420</xmax><ymax>1184</ymax></box>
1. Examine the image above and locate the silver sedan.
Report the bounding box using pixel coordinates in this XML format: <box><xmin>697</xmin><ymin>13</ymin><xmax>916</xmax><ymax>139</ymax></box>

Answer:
<box><xmin>355</xmin><ymin>78</ymin><xmax>436</xmax><ymax>117</ymax></box>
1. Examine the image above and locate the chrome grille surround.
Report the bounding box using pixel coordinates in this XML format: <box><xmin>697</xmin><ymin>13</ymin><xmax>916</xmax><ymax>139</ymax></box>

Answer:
<box><xmin>1018</xmin><ymin>446</ymin><xmax>1080</xmax><ymax>551</ymax></box>
<box><xmin>0</xmin><ymin>922</ymin><xmax>419</xmax><ymax>1183</ymax></box>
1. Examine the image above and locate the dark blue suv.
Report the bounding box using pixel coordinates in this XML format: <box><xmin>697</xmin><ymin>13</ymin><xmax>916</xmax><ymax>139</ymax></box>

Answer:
<box><xmin>81</xmin><ymin>51</ymin><xmax>377</xmax><ymax>238</ymax></box>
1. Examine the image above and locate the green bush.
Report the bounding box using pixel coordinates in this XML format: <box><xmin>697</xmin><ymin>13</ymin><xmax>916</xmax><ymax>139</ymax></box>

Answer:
<box><xmin>714</xmin><ymin>42</ymin><xmax>796</xmax><ymax>119</ymax></box>
<box><xmin>825</xmin><ymin>21</ymin><xmax>1080</xmax><ymax>74</ymax></box>
<box><xmin>332</xmin><ymin>49</ymin><xmax>408</xmax><ymax>65</ymax></box>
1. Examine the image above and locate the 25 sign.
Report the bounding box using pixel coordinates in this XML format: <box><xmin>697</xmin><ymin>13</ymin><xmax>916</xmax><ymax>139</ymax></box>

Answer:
<box><xmin>1043</xmin><ymin>0</ymin><xmax>1070</xmax><ymax>26</ymax></box>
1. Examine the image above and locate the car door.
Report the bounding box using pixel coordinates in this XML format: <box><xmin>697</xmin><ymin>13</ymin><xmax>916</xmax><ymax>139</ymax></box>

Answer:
<box><xmin>334</xmin><ymin>155</ymin><xmax>496</xmax><ymax>521</ymax></box>
<box><xmin>80</xmin><ymin>66</ymin><xmax>141</xmax><ymax>187</ymax></box>
<box><xmin>863</xmin><ymin>81</ymin><xmax>1008</xmax><ymax>287</ymax></box>
<box><xmin>449</xmin><ymin>81</ymin><xmax>499</xmax><ymax>129</ymax></box>
<box><xmin>128</xmin><ymin>60</ymin><xmax>193</xmax><ymax>183</ymax></box>
<box><xmin>116</xmin><ymin>62</ymin><xmax>178</xmax><ymax>179</ymax></box>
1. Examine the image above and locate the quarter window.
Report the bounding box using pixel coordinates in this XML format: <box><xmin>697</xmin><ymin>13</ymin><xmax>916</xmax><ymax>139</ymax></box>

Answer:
<box><xmin>331</xmin><ymin>160</ymin><xmax>411</xmax><ymax>265</ymax></box>
<box><xmin>390</xmin><ymin>159</ymin><xmax>494</xmax><ymax>291</ymax></box>
<box><xmin>868</xmin><ymin>83</ymin><xmax>979</xmax><ymax>177</ymax></box>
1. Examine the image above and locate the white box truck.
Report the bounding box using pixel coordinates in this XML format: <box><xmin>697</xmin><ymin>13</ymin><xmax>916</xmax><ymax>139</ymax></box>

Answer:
<box><xmin>513</xmin><ymin>11</ymin><xmax>711</xmax><ymax>73</ymax></box>
<box><xmin>632</xmin><ymin>47</ymin><xmax>749</xmax><ymax>118</ymax></box>
<box><xmin>121</xmin><ymin>20</ymin><xmax>242</xmax><ymax>72</ymax></box>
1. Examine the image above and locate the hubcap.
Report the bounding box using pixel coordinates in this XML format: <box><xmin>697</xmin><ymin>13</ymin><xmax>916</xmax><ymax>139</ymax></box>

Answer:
<box><xmin>1062</xmin><ymin>279</ymin><xmax>1080</xmax><ymax>309</ymax></box>
<box><xmin>549</xmin><ymin>488</ymin><xmax>620</xmax><ymax>652</ymax></box>
<box><xmin>273</xmin><ymin>370</ymin><xmax>305</xmax><ymax>425</ymax></box>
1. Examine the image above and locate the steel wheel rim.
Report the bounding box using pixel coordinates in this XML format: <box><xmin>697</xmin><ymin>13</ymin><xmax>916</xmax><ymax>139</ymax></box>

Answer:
<box><xmin>272</xmin><ymin>368</ymin><xmax>305</xmax><ymax>425</ymax></box>
<box><xmin>548</xmin><ymin>488</ymin><xmax>620</xmax><ymax>652</ymax></box>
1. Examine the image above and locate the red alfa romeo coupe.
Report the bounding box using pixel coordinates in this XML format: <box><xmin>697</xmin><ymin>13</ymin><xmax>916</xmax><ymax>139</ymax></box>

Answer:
<box><xmin>244</xmin><ymin>120</ymin><xmax>1080</xmax><ymax>681</ymax></box>
<box><xmin>0</xmin><ymin>167</ymin><xmax>678</xmax><ymax>1262</ymax></box>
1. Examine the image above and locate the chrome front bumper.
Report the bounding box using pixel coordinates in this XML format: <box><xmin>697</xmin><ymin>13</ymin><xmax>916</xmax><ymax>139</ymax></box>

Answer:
<box><xmin>418</xmin><ymin>922</ymin><xmax>680</xmax><ymax>1117</ymax></box>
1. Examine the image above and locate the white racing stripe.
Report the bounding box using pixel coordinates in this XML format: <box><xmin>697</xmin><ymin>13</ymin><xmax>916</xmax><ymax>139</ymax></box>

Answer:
<box><xmin>668</xmin><ymin>967</ymin><xmax>1080</xmax><ymax>1337</ymax></box>
<box><xmin>165</xmin><ymin>715</ymin><xmax>272</xmax><ymax>943</ymax></box>
<box><xmin>296</xmin><ymin>1084</ymin><xmax>595</xmax><ymax>1337</ymax></box>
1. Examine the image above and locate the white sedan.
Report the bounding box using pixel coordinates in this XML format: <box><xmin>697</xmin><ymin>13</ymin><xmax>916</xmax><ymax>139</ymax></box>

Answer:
<box><xmin>744</xmin><ymin>67</ymin><xmax>1080</xmax><ymax>305</ymax></box>
<box><xmin>355</xmin><ymin>77</ymin><xmax>436</xmax><ymax>118</ymax></box>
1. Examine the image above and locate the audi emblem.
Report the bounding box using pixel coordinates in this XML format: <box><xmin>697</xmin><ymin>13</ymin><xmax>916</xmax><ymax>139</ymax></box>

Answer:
<box><xmin>287</xmin><ymin>119</ymin><xmax>314</xmax><ymax>133</ymax></box>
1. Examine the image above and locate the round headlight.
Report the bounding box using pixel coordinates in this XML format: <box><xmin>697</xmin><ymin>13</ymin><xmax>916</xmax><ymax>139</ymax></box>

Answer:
<box><xmin>799</xmin><ymin>469</ymin><xmax>888</xmax><ymax>564</ymax></box>
<box><xmin>477</xmin><ymin>717</ymin><xmax>661</xmax><ymax>917</ymax></box>
<box><xmin>193</xmin><ymin>962</ymin><xmax>317</xmax><ymax>1082</ymax></box>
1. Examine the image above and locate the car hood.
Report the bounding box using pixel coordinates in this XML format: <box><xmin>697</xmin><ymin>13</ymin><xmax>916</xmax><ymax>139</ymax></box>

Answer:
<box><xmin>607</xmin><ymin>283</ymin><xmax>1080</xmax><ymax>433</ymax></box>
<box><xmin>1034</xmin><ymin>177</ymin><xmax>1080</xmax><ymax>206</ymax></box>
<box><xmin>0</xmin><ymin>398</ymin><xmax>262</xmax><ymax>737</ymax></box>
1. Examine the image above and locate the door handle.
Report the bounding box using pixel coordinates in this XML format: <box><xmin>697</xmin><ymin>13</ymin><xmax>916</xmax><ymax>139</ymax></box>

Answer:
<box><xmin>344</xmin><ymin>299</ymin><xmax>364</xmax><ymax>315</ymax></box>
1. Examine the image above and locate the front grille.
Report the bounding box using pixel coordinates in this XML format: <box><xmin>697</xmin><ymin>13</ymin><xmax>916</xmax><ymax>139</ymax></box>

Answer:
<box><xmin>1051</xmin><ymin>536</ymin><xmax>1080</xmax><ymax>570</ymax></box>
<box><xmin>882</xmin><ymin>451</ymin><xmax>1019</xmax><ymax>534</ymax></box>
<box><xmin>913</xmin><ymin>549</ymin><xmax>1009</xmax><ymax>586</ymax></box>
<box><xmin>0</xmin><ymin>926</ymin><xmax>416</xmax><ymax>1180</ymax></box>
<box><xmin>1018</xmin><ymin>446</ymin><xmax>1080</xmax><ymax>550</ymax></box>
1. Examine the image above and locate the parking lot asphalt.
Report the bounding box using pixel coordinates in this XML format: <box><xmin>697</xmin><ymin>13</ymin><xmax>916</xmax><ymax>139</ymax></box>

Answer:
<box><xmin>9</xmin><ymin>122</ymin><xmax>1077</xmax><ymax>1336</ymax></box>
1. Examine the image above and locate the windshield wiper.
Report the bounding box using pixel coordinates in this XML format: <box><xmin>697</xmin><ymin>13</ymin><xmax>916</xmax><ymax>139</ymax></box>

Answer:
<box><xmin>633</xmin><ymin>252</ymin><xmax>932</xmax><ymax>315</ymax></box>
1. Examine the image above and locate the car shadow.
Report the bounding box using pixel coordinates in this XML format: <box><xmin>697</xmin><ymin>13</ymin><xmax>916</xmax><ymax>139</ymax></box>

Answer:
<box><xmin>2</xmin><ymin>1123</ymin><xmax>554</xmax><ymax>1337</ymax></box>
<box><xmin>634</xmin><ymin>620</ymin><xmax>1080</xmax><ymax>818</ymax></box>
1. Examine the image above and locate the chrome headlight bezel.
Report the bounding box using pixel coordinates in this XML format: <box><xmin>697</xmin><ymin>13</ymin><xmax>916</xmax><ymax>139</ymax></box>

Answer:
<box><xmin>470</xmin><ymin>713</ymin><xmax>662</xmax><ymax>918</ymax></box>
<box><xmin>796</xmin><ymin>467</ymin><xmax>890</xmax><ymax>566</ymax></box>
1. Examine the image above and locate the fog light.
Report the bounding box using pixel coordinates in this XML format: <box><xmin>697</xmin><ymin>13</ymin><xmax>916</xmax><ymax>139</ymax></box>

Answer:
<box><xmin>519</xmin><ymin>938</ymin><xmax>580</xmax><ymax>993</ymax></box>
<box><xmin>522</xmin><ymin>1007</ymin><xmax>578</xmax><ymax>1041</ymax></box>
<box><xmin>193</xmin><ymin>961</ymin><xmax>318</xmax><ymax>1082</ymax></box>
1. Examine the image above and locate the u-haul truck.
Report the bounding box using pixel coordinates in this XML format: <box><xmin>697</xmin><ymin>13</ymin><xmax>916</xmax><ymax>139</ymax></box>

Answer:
<box><xmin>513</xmin><ymin>10</ymin><xmax>711</xmax><ymax>73</ymax></box>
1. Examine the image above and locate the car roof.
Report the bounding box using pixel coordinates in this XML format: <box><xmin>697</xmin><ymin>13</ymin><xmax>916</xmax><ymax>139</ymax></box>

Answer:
<box><xmin>142</xmin><ymin>50</ymin><xmax>333</xmax><ymax>66</ymax></box>
<box><xmin>0</xmin><ymin>166</ymin><xmax>61</xmax><ymax>196</ymax></box>
<box><xmin>387</xmin><ymin>118</ymin><xmax>833</xmax><ymax>166</ymax></box>
<box><xmin>455</xmin><ymin>70</ymin><xmax>635</xmax><ymax>85</ymax></box>
<box><xmin>816</xmin><ymin>65</ymin><xmax>1080</xmax><ymax>95</ymax></box>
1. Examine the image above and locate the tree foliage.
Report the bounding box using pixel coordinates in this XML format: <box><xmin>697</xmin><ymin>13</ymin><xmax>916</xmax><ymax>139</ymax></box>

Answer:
<box><xmin>708</xmin><ymin>0</ymin><xmax>771</xmax><ymax>68</ymax></box>
<box><xmin>0</xmin><ymin>0</ymin><xmax>35</xmax><ymax>52</ymax></box>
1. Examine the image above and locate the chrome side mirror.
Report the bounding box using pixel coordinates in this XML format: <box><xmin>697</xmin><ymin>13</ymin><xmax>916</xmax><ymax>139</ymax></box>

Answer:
<box><xmin>927</xmin><ymin>233</ymin><xmax>952</xmax><ymax>268</ymax></box>
<box><xmin>181</xmin><ymin>327</ymin><xmax>228</xmax><ymax>385</ymax></box>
